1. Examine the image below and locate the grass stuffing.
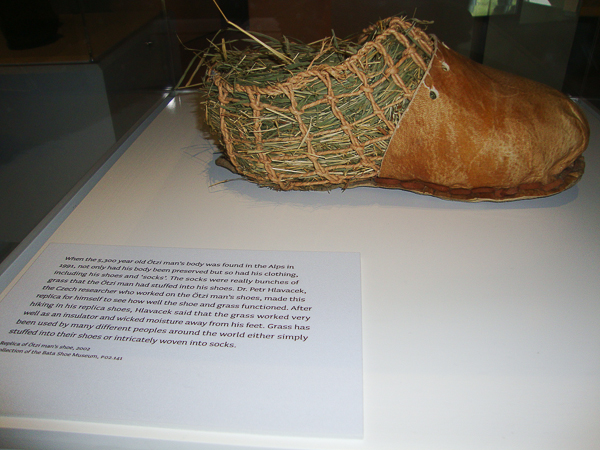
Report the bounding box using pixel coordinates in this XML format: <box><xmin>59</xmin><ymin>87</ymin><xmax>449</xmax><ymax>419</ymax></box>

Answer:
<box><xmin>195</xmin><ymin>16</ymin><xmax>435</xmax><ymax>190</ymax></box>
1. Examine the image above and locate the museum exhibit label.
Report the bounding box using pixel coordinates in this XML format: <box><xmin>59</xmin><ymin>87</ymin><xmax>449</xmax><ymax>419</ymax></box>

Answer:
<box><xmin>0</xmin><ymin>244</ymin><xmax>363</xmax><ymax>438</ymax></box>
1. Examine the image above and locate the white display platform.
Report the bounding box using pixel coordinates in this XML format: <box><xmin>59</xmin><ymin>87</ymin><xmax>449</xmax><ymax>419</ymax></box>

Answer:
<box><xmin>1</xmin><ymin>94</ymin><xmax>599</xmax><ymax>450</ymax></box>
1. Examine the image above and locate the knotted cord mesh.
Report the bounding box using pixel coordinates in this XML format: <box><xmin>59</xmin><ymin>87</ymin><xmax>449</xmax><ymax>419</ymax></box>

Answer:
<box><xmin>200</xmin><ymin>17</ymin><xmax>435</xmax><ymax>190</ymax></box>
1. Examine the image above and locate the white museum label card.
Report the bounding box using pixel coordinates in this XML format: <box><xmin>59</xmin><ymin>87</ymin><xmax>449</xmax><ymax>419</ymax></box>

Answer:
<box><xmin>0</xmin><ymin>244</ymin><xmax>362</xmax><ymax>438</ymax></box>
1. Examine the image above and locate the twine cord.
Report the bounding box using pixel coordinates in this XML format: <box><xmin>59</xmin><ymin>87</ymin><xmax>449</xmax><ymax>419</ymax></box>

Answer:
<box><xmin>200</xmin><ymin>17</ymin><xmax>435</xmax><ymax>190</ymax></box>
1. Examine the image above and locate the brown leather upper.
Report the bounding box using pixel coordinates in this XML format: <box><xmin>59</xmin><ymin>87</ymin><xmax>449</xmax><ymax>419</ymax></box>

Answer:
<box><xmin>379</xmin><ymin>41</ymin><xmax>590</xmax><ymax>190</ymax></box>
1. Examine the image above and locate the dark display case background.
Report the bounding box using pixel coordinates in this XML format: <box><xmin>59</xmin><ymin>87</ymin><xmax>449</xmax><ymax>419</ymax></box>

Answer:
<box><xmin>0</xmin><ymin>0</ymin><xmax>179</xmax><ymax>264</ymax></box>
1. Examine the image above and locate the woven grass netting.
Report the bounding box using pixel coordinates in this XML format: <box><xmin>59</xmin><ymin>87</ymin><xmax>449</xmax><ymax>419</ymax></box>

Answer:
<box><xmin>198</xmin><ymin>16</ymin><xmax>435</xmax><ymax>190</ymax></box>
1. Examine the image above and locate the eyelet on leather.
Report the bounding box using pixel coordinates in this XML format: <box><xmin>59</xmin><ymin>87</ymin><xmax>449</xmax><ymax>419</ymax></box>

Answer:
<box><xmin>429</xmin><ymin>87</ymin><xmax>439</xmax><ymax>100</ymax></box>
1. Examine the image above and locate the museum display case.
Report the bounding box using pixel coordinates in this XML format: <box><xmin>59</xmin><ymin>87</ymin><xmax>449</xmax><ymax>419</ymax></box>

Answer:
<box><xmin>1</xmin><ymin>0</ymin><xmax>599</xmax><ymax>267</ymax></box>
<box><xmin>0</xmin><ymin>0</ymin><xmax>178</xmax><ymax>265</ymax></box>
<box><xmin>0</xmin><ymin>1</ymin><xmax>599</xmax><ymax>449</ymax></box>
<box><xmin>2</xmin><ymin>0</ymin><xmax>600</xmax><ymax>268</ymax></box>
